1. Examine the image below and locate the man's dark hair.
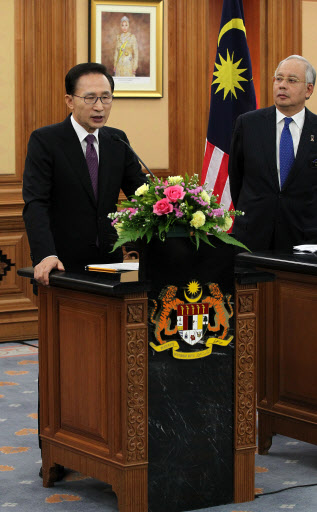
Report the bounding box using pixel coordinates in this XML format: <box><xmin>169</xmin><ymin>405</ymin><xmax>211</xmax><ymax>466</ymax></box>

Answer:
<box><xmin>65</xmin><ymin>62</ymin><xmax>115</xmax><ymax>95</ymax></box>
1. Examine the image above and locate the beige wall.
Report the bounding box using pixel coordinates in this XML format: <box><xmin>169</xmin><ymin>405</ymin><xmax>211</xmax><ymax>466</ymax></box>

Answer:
<box><xmin>0</xmin><ymin>0</ymin><xmax>15</xmax><ymax>174</ymax></box>
<box><xmin>76</xmin><ymin>0</ymin><xmax>169</xmax><ymax>169</ymax></box>
<box><xmin>302</xmin><ymin>0</ymin><xmax>317</xmax><ymax>114</ymax></box>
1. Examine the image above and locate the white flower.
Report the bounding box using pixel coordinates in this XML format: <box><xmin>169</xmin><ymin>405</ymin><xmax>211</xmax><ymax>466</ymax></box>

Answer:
<box><xmin>190</xmin><ymin>211</ymin><xmax>206</xmax><ymax>228</ymax></box>
<box><xmin>200</xmin><ymin>190</ymin><xmax>211</xmax><ymax>204</ymax></box>
<box><xmin>168</xmin><ymin>175</ymin><xmax>183</xmax><ymax>185</ymax></box>
<box><xmin>135</xmin><ymin>183</ymin><xmax>149</xmax><ymax>196</ymax></box>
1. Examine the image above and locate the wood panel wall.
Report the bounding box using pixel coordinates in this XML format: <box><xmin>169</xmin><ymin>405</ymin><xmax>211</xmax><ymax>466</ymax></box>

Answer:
<box><xmin>168</xmin><ymin>0</ymin><xmax>209</xmax><ymax>176</ymax></box>
<box><xmin>260</xmin><ymin>0</ymin><xmax>302</xmax><ymax>107</ymax></box>
<box><xmin>0</xmin><ymin>0</ymin><xmax>76</xmax><ymax>342</ymax></box>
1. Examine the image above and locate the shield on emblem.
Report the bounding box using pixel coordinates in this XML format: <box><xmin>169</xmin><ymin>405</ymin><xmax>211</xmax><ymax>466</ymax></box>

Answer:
<box><xmin>177</xmin><ymin>303</ymin><xmax>209</xmax><ymax>345</ymax></box>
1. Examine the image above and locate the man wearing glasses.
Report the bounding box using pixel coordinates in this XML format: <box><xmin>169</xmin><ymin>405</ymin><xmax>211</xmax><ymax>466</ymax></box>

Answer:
<box><xmin>23</xmin><ymin>63</ymin><xmax>147</xmax><ymax>285</ymax></box>
<box><xmin>229</xmin><ymin>55</ymin><xmax>317</xmax><ymax>251</ymax></box>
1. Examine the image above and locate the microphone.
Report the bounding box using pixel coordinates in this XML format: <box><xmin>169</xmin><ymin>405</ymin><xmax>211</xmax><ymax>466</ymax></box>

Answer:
<box><xmin>111</xmin><ymin>133</ymin><xmax>155</xmax><ymax>179</ymax></box>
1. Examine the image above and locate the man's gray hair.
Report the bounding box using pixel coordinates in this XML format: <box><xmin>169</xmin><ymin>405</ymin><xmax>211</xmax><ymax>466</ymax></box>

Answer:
<box><xmin>275</xmin><ymin>55</ymin><xmax>316</xmax><ymax>86</ymax></box>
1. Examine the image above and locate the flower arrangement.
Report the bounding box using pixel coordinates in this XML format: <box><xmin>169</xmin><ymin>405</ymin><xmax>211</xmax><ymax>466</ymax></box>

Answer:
<box><xmin>108</xmin><ymin>174</ymin><xmax>247</xmax><ymax>251</ymax></box>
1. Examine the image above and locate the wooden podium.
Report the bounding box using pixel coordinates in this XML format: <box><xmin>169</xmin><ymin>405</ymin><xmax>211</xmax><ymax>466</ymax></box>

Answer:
<box><xmin>237</xmin><ymin>251</ymin><xmax>317</xmax><ymax>455</ymax></box>
<box><xmin>18</xmin><ymin>253</ymin><xmax>259</xmax><ymax>511</ymax></box>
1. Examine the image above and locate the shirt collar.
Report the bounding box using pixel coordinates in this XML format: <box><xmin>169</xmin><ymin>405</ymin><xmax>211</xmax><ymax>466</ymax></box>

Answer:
<box><xmin>276</xmin><ymin>107</ymin><xmax>305</xmax><ymax>130</ymax></box>
<box><xmin>70</xmin><ymin>114</ymin><xmax>99</xmax><ymax>144</ymax></box>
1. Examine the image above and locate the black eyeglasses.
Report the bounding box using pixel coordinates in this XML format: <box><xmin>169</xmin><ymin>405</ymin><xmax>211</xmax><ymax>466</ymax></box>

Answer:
<box><xmin>72</xmin><ymin>94</ymin><xmax>113</xmax><ymax>104</ymax></box>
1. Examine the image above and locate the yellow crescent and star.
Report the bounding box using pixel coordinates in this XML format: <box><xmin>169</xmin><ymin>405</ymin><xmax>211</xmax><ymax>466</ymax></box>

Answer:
<box><xmin>184</xmin><ymin>280</ymin><xmax>203</xmax><ymax>303</ymax></box>
<box><xmin>212</xmin><ymin>17</ymin><xmax>252</xmax><ymax>100</ymax></box>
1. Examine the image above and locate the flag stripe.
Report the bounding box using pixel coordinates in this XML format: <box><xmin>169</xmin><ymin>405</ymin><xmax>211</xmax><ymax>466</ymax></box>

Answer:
<box><xmin>213</xmin><ymin>152</ymin><xmax>229</xmax><ymax>198</ymax></box>
<box><xmin>203</xmin><ymin>142</ymin><xmax>224</xmax><ymax>190</ymax></box>
<box><xmin>201</xmin><ymin>140</ymin><xmax>216</xmax><ymax>184</ymax></box>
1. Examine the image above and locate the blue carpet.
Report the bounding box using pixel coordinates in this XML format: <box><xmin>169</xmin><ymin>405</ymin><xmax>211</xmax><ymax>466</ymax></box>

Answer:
<box><xmin>1</xmin><ymin>341</ymin><xmax>317</xmax><ymax>511</ymax></box>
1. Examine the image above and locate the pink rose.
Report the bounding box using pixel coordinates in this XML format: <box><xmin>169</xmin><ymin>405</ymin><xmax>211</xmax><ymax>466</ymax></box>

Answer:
<box><xmin>128</xmin><ymin>207</ymin><xmax>138</xmax><ymax>219</ymax></box>
<box><xmin>153</xmin><ymin>198</ymin><xmax>173</xmax><ymax>215</ymax></box>
<box><xmin>163</xmin><ymin>185</ymin><xmax>185</xmax><ymax>202</ymax></box>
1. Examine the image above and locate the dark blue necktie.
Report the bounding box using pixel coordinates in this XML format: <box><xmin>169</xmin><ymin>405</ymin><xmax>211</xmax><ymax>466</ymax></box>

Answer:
<box><xmin>85</xmin><ymin>134</ymin><xmax>99</xmax><ymax>199</ymax></box>
<box><xmin>280</xmin><ymin>117</ymin><xmax>294</xmax><ymax>188</ymax></box>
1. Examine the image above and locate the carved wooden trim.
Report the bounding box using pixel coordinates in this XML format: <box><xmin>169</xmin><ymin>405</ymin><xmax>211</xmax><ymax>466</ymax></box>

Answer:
<box><xmin>126</xmin><ymin>328</ymin><xmax>148</xmax><ymax>463</ymax></box>
<box><xmin>234</xmin><ymin>283</ymin><xmax>258</xmax><ymax>502</ymax></box>
<box><xmin>127</xmin><ymin>304</ymin><xmax>144</xmax><ymax>324</ymax></box>
<box><xmin>236</xmin><ymin>316</ymin><xmax>256</xmax><ymax>447</ymax></box>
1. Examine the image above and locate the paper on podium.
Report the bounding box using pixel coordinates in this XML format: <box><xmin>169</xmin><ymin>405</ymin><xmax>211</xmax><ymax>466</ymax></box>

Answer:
<box><xmin>85</xmin><ymin>262</ymin><xmax>139</xmax><ymax>282</ymax></box>
<box><xmin>293</xmin><ymin>244</ymin><xmax>317</xmax><ymax>254</ymax></box>
<box><xmin>86</xmin><ymin>262</ymin><xmax>139</xmax><ymax>272</ymax></box>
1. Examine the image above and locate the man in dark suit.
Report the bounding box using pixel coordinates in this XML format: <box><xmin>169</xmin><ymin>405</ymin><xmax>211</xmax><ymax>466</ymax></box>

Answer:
<box><xmin>23</xmin><ymin>62</ymin><xmax>147</xmax><ymax>285</ymax></box>
<box><xmin>228</xmin><ymin>55</ymin><xmax>317</xmax><ymax>252</ymax></box>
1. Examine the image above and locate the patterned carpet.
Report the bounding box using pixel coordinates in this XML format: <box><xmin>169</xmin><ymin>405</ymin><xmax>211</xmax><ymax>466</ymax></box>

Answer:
<box><xmin>1</xmin><ymin>340</ymin><xmax>317</xmax><ymax>511</ymax></box>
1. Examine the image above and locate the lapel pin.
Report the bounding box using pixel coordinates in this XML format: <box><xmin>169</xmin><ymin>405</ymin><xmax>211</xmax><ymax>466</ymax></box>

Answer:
<box><xmin>311</xmin><ymin>135</ymin><xmax>315</xmax><ymax>142</ymax></box>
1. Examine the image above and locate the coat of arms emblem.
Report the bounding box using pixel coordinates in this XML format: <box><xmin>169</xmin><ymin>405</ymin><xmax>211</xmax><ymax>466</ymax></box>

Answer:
<box><xmin>149</xmin><ymin>281</ymin><xmax>233</xmax><ymax>359</ymax></box>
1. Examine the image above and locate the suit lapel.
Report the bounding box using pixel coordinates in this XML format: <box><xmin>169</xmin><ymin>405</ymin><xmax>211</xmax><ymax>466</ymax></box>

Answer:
<box><xmin>260</xmin><ymin>107</ymin><xmax>280</xmax><ymax>189</ymax></box>
<box><xmin>283</xmin><ymin>108</ymin><xmax>317</xmax><ymax>188</ymax></box>
<box><xmin>59</xmin><ymin>116</ymin><xmax>97</xmax><ymax>206</ymax></box>
<box><xmin>97</xmin><ymin>129</ymin><xmax>115</xmax><ymax>210</ymax></box>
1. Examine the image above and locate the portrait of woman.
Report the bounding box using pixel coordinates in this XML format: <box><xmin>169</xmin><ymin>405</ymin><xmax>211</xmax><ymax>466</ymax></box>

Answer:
<box><xmin>113</xmin><ymin>16</ymin><xmax>138</xmax><ymax>77</ymax></box>
<box><xmin>94</xmin><ymin>5</ymin><xmax>163</xmax><ymax>96</ymax></box>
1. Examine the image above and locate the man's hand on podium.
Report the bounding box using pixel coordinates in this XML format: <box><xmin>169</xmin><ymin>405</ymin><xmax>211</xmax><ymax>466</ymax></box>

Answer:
<box><xmin>34</xmin><ymin>256</ymin><xmax>65</xmax><ymax>286</ymax></box>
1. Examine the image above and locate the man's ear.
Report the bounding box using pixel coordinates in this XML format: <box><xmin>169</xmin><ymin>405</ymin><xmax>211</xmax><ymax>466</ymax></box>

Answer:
<box><xmin>65</xmin><ymin>94</ymin><xmax>74</xmax><ymax>111</ymax></box>
<box><xmin>306</xmin><ymin>83</ymin><xmax>314</xmax><ymax>100</ymax></box>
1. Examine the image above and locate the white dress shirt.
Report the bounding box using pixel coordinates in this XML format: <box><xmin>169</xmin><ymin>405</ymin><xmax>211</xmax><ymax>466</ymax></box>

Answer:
<box><xmin>276</xmin><ymin>107</ymin><xmax>305</xmax><ymax>187</ymax></box>
<box><xmin>70</xmin><ymin>114</ymin><xmax>100</xmax><ymax>160</ymax></box>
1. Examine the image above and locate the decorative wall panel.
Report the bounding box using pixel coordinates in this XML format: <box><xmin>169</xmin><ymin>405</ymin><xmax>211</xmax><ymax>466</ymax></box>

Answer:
<box><xmin>0</xmin><ymin>0</ymin><xmax>76</xmax><ymax>341</ymax></box>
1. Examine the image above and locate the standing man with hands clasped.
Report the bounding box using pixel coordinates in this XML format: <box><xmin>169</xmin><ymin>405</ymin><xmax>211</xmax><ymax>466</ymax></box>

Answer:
<box><xmin>23</xmin><ymin>62</ymin><xmax>147</xmax><ymax>285</ymax></box>
<box><xmin>229</xmin><ymin>55</ymin><xmax>317</xmax><ymax>252</ymax></box>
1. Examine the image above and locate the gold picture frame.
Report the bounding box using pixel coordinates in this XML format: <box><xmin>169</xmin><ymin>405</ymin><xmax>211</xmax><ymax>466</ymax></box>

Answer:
<box><xmin>89</xmin><ymin>0</ymin><xmax>163</xmax><ymax>98</ymax></box>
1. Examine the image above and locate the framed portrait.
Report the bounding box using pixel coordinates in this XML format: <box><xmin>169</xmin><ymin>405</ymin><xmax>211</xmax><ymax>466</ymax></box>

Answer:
<box><xmin>89</xmin><ymin>0</ymin><xmax>163</xmax><ymax>98</ymax></box>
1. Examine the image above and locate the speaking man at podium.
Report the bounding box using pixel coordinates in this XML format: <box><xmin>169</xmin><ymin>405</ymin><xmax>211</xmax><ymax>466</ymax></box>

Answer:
<box><xmin>229</xmin><ymin>55</ymin><xmax>317</xmax><ymax>251</ymax></box>
<box><xmin>23</xmin><ymin>62</ymin><xmax>147</xmax><ymax>286</ymax></box>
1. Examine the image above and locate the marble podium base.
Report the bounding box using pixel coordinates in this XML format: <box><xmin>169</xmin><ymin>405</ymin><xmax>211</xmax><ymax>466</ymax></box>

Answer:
<box><xmin>142</xmin><ymin>236</ymin><xmax>235</xmax><ymax>511</ymax></box>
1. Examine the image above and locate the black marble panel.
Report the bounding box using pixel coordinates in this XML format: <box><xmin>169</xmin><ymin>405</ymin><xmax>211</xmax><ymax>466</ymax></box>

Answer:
<box><xmin>142</xmin><ymin>236</ymin><xmax>235</xmax><ymax>511</ymax></box>
<box><xmin>148</xmin><ymin>345</ymin><xmax>234</xmax><ymax>511</ymax></box>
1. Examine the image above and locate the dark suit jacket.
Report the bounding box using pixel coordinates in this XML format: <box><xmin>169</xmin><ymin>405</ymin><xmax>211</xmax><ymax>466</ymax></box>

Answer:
<box><xmin>23</xmin><ymin>115</ymin><xmax>147</xmax><ymax>268</ymax></box>
<box><xmin>228</xmin><ymin>106</ymin><xmax>317</xmax><ymax>251</ymax></box>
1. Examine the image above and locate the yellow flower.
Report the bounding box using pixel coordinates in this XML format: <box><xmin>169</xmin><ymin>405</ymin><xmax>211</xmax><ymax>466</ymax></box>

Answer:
<box><xmin>114</xmin><ymin>222</ymin><xmax>123</xmax><ymax>235</ymax></box>
<box><xmin>190</xmin><ymin>211</ymin><xmax>206</xmax><ymax>228</ymax></box>
<box><xmin>168</xmin><ymin>175</ymin><xmax>183</xmax><ymax>185</ymax></box>
<box><xmin>221</xmin><ymin>216</ymin><xmax>233</xmax><ymax>231</ymax></box>
<box><xmin>200</xmin><ymin>190</ymin><xmax>211</xmax><ymax>204</ymax></box>
<box><xmin>135</xmin><ymin>183</ymin><xmax>149</xmax><ymax>196</ymax></box>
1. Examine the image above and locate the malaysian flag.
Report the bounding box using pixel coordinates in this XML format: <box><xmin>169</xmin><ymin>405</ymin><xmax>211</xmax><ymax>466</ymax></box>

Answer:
<box><xmin>201</xmin><ymin>0</ymin><xmax>256</xmax><ymax>210</ymax></box>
